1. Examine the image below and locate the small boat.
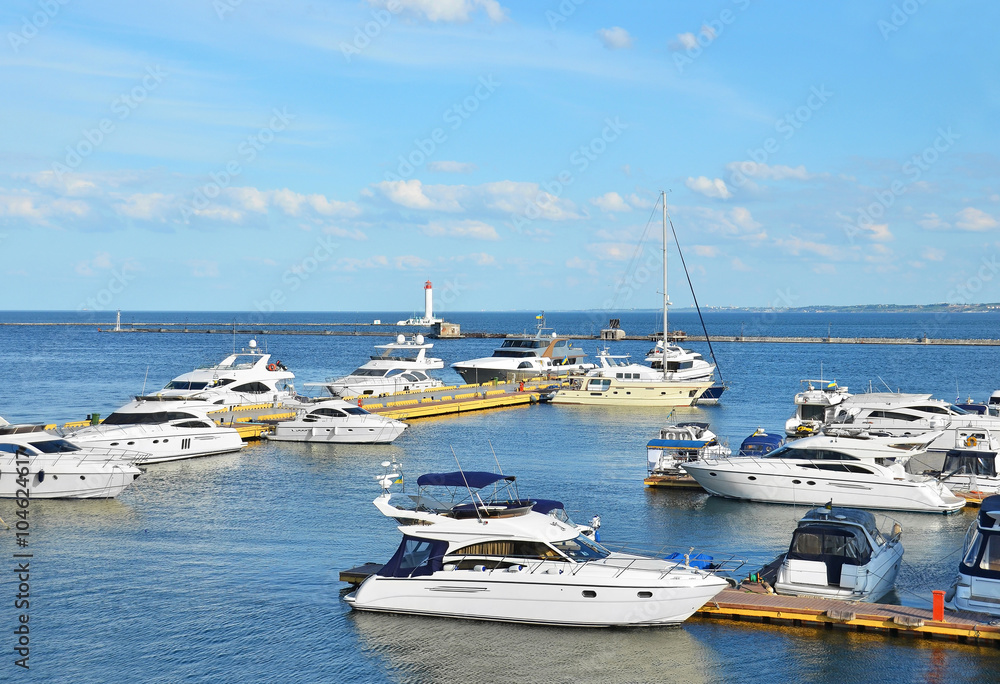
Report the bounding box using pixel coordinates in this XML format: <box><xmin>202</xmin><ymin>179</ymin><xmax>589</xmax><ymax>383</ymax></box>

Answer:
<box><xmin>143</xmin><ymin>339</ymin><xmax>295</xmax><ymax>406</ymax></box>
<box><xmin>306</xmin><ymin>334</ymin><xmax>444</xmax><ymax>398</ymax></box>
<box><xmin>450</xmin><ymin>315</ymin><xmax>593</xmax><ymax>384</ymax></box>
<box><xmin>737</xmin><ymin>430</ymin><xmax>785</xmax><ymax>457</ymax></box>
<box><xmin>682</xmin><ymin>432</ymin><xmax>967</xmax><ymax>514</ymax></box>
<box><xmin>65</xmin><ymin>399</ymin><xmax>244</xmax><ymax>464</ymax></box>
<box><xmin>0</xmin><ymin>424</ymin><xmax>142</xmax><ymax>499</ymax></box>
<box><xmin>267</xmin><ymin>399</ymin><xmax>407</xmax><ymax>443</ymax></box>
<box><xmin>347</xmin><ymin>468</ymin><xmax>730</xmax><ymax>627</ymax></box>
<box><xmin>645</xmin><ymin>423</ymin><xmax>730</xmax><ymax>487</ymax></box>
<box><xmin>771</xmin><ymin>505</ymin><xmax>903</xmax><ymax>603</ymax></box>
<box><xmin>946</xmin><ymin>494</ymin><xmax>1000</xmax><ymax>616</ymax></box>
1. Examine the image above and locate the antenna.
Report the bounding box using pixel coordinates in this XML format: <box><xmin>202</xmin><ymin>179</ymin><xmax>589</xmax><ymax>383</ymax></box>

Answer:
<box><xmin>140</xmin><ymin>365</ymin><xmax>150</xmax><ymax>396</ymax></box>
<box><xmin>232</xmin><ymin>320</ymin><xmax>236</xmax><ymax>354</ymax></box>
<box><xmin>488</xmin><ymin>440</ymin><xmax>503</xmax><ymax>476</ymax></box>
<box><xmin>451</xmin><ymin>446</ymin><xmax>483</xmax><ymax>523</ymax></box>
<box><xmin>877</xmin><ymin>375</ymin><xmax>893</xmax><ymax>393</ymax></box>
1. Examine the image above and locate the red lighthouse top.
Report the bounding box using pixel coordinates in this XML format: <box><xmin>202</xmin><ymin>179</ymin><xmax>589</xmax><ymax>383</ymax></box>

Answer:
<box><xmin>424</xmin><ymin>280</ymin><xmax>432</xmax><ymax>289</ymax></box>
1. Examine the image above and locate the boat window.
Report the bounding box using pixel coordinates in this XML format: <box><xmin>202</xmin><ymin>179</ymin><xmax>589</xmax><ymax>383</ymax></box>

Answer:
<box><xmin>915</xmin><ymin>405</ymin><xmax>950</xmax><ymax>415</ymax></box>
<box><xmin>980</xmin><ymin>536</ymin><xmax>1000</xmax><ymax>571</ymax></box>
<box><xmin>800</xmin><ymin>405</ymin><xmax>826</xmax><ymax>421</ymax></box>
<box><xmin>0</xmin><ymin>444</ymin><xmax>25</xmax><ymax>454</ymax></box>
<box><xmin>796</xmin><ymin>463</ymin><xmax>873</xmax><ymax>474</ymax></box>
<box><xmin>163</xmin><ymin>381</ymin><xmax>210</xmax><ymax>391</ymax></box>
<box><xmin>943</xmin><ymin>452</ymin><xmax>998</xmax><ymax>478</ymax></box>
<box><xmin>493</xmin><ymin>350</ymin><xmax>536</xmax><ymax>358</ymax></box>
<box><xmin>951</xmin><ymin>404</ymin><xmax>970</xmax><ymax>415</ymax></box>
<box><xmin>377</xmin><ymin>535</ymin><xmax>447</xmax><ymax>578</ymax></box>
<box><xmin>553</xmin><ymin>339</ymin><xmax>568</xmax><ymax>348</ymax></box>
<box><xmin>400</xmin><ymin>374</ymin><xmax>419</xmax><ymax>382</ymax></box>
<box><xmin>175</xmin><ymin>421</ymin><xmax>212</xmax><ymax>429</ymax></box>
<box><xmin>550</xmin><ymin>535</ymin><xmax>611</xmax><ymax>561</ymax></box>
<box><xmin>385</xmin><ymin>369</ymin><xmax>405</xmax><ymax>377</ymax></box>
<box><xmin>962</xmin><ymin>534</ymin><xmax>984</xmax><ymax>568</ymax></box>
<box><xmin>29</xmin><ymin>439</ymin><xmax>82</xmax><ymax>454</ymax></box>
<box><xmin>587</xmin><ymin>379</ymin><xmax>611</xmax><ymax>392</ymax></box>
<box><xmin>352</xmin><ymin>369</ymin><xmax>389</xmax><ymax>377</ymax></box>
<box><xmin>311</xmin><ymin>408</ymin><xmax>348</xmax><ymax>418</ymax></box>
<box><xmin>766</xmin><ymin>446</ymin><xmax>858</xmax><ymax>461</ymax></box>
<box><xmin>344</xmin><ymin>407</ymin><xmax>370</xmax><ymax>416</ymax></box>
<box><xmin>517</xmin><ymin>362</ymin><xmax>534</xmax><ymax>369</ymax></box>
<box><xmin>788</xmin><ymin>527</ymin><xmax>872</xmax><ymax>565</ymax></box>
<box><xmin>230</xmin><ymin>382</ymin><xmax>270</xmax><ymax>394</ymax></box>
<box><xmin>452</xmin><ymin>541</ymin><xmax>562</xmax><ymax>560</ymax></box>
<box><xmin>868</xmin><ymin>410</ymin><xmax>921</xmax><ymax>422</ymax></box>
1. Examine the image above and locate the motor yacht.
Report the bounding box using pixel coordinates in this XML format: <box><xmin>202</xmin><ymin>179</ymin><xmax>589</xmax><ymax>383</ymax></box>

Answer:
<box><xmin>267</xmin><ymin>399</ymin><xmax>407</xmax><ymax>444</ymax></box>
<box><xmin>143</xmin><ymin>339</ymin><xmax>295</xmax><ymax>406</ymax></box>
<box><xmin>945</xmin><ymin>494</ymin><xmax>1000</xmax><ymax>616</ymax></box>
<box><xmin>64</xmin><ymin>399</ymin><xmax>245</xmax><ymax>464</ymax></box>
<box><xmin>645</xmin><ymin>340</ymin><xmax>716</xmax><ymax>381</ymax></box>
<box><xmin>937</xmin><ymin>447</ymin><xmax>1000</xmax><ymax>495</ymax></box>
<box><xmin>682</xmin><ymin>432</ymin><xmax>967</xmax><ymax>514</ymax></box>
<box><xmin>306</xmin><ymin>335</ymin><xmax>443</xmax><ymax>398</ymax></box>
<box><xmin>345</xmin><ymin>469</ymin><xmax>730</xmax><ymax>627</ymax></box>
<box><xmin>785</xmin><ymin>379</ymin><xmax>851</xmax><ymax>437</ymax></box>
<box><xmin>645</xmin><ymin>423</ymin><xmax>731</xmax><ymax>486</ymax></box>
<box><xmin>0</xmin><ymin>424</ymin><xmax>142</xmax><ymax>498</ymax></box>
<box><xmin>450</xmin><ymin>318</ymin><xmax>593</xmax><ymax>384</ymax></box>
<box><xmin>771</xmin><ymin>505</ymin><xmax>903</xmax><ymax>603</ymax></box>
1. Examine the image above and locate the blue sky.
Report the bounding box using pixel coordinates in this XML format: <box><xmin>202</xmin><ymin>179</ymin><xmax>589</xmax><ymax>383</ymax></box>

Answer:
<box><xmin>3</xmin><ymin>0</ymin><xmax>1000</xmax><ymax>313</ymax></box>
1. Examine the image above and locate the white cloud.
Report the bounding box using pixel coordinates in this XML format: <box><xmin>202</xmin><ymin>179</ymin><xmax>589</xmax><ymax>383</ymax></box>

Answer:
<box><xmin>428</xmin><ymin>161</ymin><xmax>477</xmax><ymax>173</ymax></box>
<box><xmin>322</xmin><ymin>225</ymin><xmax>367</xmax><ymax>241</ymax></box>
<box><xmin>812</xmin><ymin>263</ymin><xmax>837</xmax><ymax>275</ymax></box>
<box><xmin>113</xmin><ymin>193</ymin><xmax>172</xmax><ymax>221</ymax></box>
<box><xmin>187</xmin><ymin>259</ymin><xmax>220</xmax><ymax>278</ymax></box>
<box><xmin>585</xmin><ymin>242</ymin><xmax>639</xmax><ymax>261</ymax></box>
<box><xmin>597</xmin><ymin>27</ymin><xmax>632</xmax><ymax>50</ymax></box>
<box><xmin>590</xmin><ymin>191</ymin><xmax>632</xmax><ymax>212</ymax></box>
<box><xmin>725</xmin><ymin>162</ymin><xmax>814</xmax><ymax>181</ymax></box>
<box><xmin>731</xmin><ymin>257</ymin><xmax>752</xmax><ymax>272</ymax></box>
<box><xmin>373</xmin><ymin>179</ymin><xmax>464</xmax><ymax>212</ymax></box>
<box><xmin>684</xmin><ymin>206</ymin><xmax>764</xmax><ymax>239</ymax></box>
<box><xmin>24</xmin><ymin>171</ymin><xmax>100</xmax><ymax>196</ymax></box>
<box><xmin>922</xmin><ymin>247</ymin><xmax>946</xmax><ymax>261</ymax></box>
<box><xmin>394</xmin><ymin>255</ymin><xmax>432</xmax><ymax>269</ymax></box>
<box><xmin>423</xmin><ymin>219</ymin><xmax>499</xmax><ymax>240</ymax></box>
<box><xmin>335</xmin><ymin>256</ymin><xmax>390</xmax><ymax>272</ymax></box>
<box><xmin>864</xmin><ymin>223</ymin><xmax>893</xmax><ymax>242</ymax></box>
<box><xmin>670</xmin><ymin>32</ymin><xmax>699</xmax><ymax>51</ymax></box>
<box><xmin>955</xmin><ymin>207</ymin><xmax>998</xmax><ymax>231</ymax></box>
<box><xmin>686</xmin><ymin>176</ymin><xmax>731</xmax><ymax>199</ymax></box>
<box><xmin>774</xmin><ymin>236</ymin><xmax>838</xmax><ymax>258</ymax></box>
<box><xmin>691</xmin><ymin>245</ymin><xmax>718</xmax><ymax>257</ymax></box>
<box><xmin>918</xmin><ymin>212</ymin><xmax>949</xmax><ymax>231</ymax></box>
<box><xmin>367</xmin><ymin>0</ymin><xmax>507</xmax><ymax>23</ymax></box>
<box><xmin>450</xmin><ymin>252</ymin><xmax>496</xmax><ymax>265</ymax></box>
<box><xmin>626</xmin><ymin>193</ymin><xmax>654</xmax><ymax>209</ymax></box>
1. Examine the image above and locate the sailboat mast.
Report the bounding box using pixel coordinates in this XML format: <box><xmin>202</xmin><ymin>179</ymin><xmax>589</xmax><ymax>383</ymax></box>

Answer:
<box><xmin>662</xmin><ymin>190</ymin><xmax>668</xmax><ymax>381</ymax></box>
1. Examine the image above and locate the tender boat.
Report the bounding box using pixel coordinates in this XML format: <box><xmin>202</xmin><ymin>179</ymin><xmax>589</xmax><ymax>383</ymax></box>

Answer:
<box><xmin>551</xmin><ymin>194</ymin><xmax>716</xmax><ymax>407</ymax></box>
<box><xmin>143</xmin><ymin>339</ymin><xmax>295</xmax><ymax>406</ymax></box>
<box><xmin>946</xmin><ymin>494</ymin><xmax>1000</xmax><ymax>616</ymax></box>
<box><xmin>682</xmin><ymin>432</ymin><xmax>967</xmax><ymax>514</ymax></box>
<box><xmin>0</xmin><ymin>424</ymin><xmax>142</xmax><ymax>498</ymax></box>
<box><xmin>306</xmin><ymin>334</ymin><xmax>443</xmax><ymax>398</ymax></box>
<box><xmin>645</xmin><ymin>423</ymin><xmax>730</xmax><ymax>487</ymax></box>
<box><xmin>771</xmin><ymin>505</ymin><xmax>903</xmax><ymax>603</ymax></box>
<box><xmin>65</xmin><ymin>399</ymin><xmax>244</xmax><ymax>464</ymax></box>
<box><xmin>450</xmin><ymin>317</ymin><xmax>593</xmax><ymax>384</ymax></box>
<box><xmin>346</xmin><ymin>469</ymin><xmax>730</xmax><ymax>627</ymax></box>
<box><xmin>267</xmin><ymin>399</ymin><xmax>407</xmax><ymax>443</ymax></box>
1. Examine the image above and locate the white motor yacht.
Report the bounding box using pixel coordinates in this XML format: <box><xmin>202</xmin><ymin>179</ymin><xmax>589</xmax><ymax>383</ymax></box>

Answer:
<box><xmin>451</xmin><ymin>317</ymin><xmax>594</xmax><ymax>384</ymax></box>
<box><xmin>772</xmin><ymin>505</ymin><xmax>903</xmax><ymax>603</ymax></box>
<box><xmin>0</xmin><ymin>424</ymin><xmax>142</xmax><ymax>498</ymax></box>
<box><xmin>346</xmin><ymin>469</ymin><xmax>730</xmax><ymax>627</ymax></box>
<box><xmin>945</xmin><ymin>495</ymin><xmax>1000</xmax><ymax>616</ymax></box>
<box><xmin>682</xmin><ymin>432</ymin><xmax>967</xmax><ymax>514</ymax></box>
<box><xmin>646</xmin><ymin>423</ymin><xmax>731</xmax><ymax>484</ymax></box>
<box><xmin>144</xmin><ymin>339</ymin><xmax>295</xmax><ymax>406</ymax></box>
<box><xmin>785</xmin><ymin>379</ymin><xmax>851</xmax><ymax>437</ymax></box>
<box><xmin>645</xmin><ymin>340</ymin><xmax>717</xmax><ymax>382</ymax></box>
<box><xmin>306</xmin><ymin>335</ymin><xmax>443</xmax><ymax>398</ymax></box>
<box><xmin>65</xmin><ymin>399</ymin><xmax>245</xmax><ymax>464</ymax></box>
<box><xmin>267</xmin><ymin>399</ymin><xmax>407</xmax><ymax>444</ymax></box>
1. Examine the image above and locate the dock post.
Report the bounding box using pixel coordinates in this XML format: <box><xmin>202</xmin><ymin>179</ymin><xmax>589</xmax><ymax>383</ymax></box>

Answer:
<box><xmin>932</xmin><ymin>590</ymin><xmax>945</xmax><ymax>621</ymax></box>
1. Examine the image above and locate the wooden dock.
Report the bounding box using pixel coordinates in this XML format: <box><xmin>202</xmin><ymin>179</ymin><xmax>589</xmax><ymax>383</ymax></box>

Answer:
<box><xmin>346</xmin><ymin>379</ymin><xmax>560</xmax><ymax>421</ymax></box>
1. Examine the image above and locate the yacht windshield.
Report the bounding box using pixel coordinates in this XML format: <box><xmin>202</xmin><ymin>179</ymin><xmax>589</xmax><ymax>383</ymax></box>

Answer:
<box><xmin>551</xmin><ymin>535</ymin><xmax>611</xmax><ymax>561</ymax></box>
<box><xmin>29</xmin><ymin>439</ymin><xmax>82</xmax><ymax>454</ymax></box>
<box><xmin>103</xmin><ymin>411</ymin><xmax>198</xmax><ymax>425</ymax></box>
<box><xmin>163</xmin><ymin>381</ymin><xmax>210</xmax><ymax>391</ymax></box>
<box><xmin>950</xmin><ymin>404</ymin><xmax>970</xmax><ymax>415</ymax></box>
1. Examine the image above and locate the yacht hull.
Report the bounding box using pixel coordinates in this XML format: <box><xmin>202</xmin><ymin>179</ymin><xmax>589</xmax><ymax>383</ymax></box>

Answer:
<box><xmin>683</xmin><ymin>461</ymin><xmax>965</xmax><ymax>513</ymax></box>
<box><xmin>70</xmin><ymin>427</ymin><xmax>245</xmax><ymax>464</ymax></box>
<box><xmin>551</xmin><ymin>380</ymin><xmax>712</xmax><ymax>407</ymax></box>
<box><xmin>346</xmin><ymin>570</ymin><xmax>728</xmax><ymax>627</ymax></box>
<box><xmin>268</xmin><ymin>421</ymin><xmax>406</xmax><ymax>444</ymax></box>
<box><xmin>1</xmin><ymin>465</ymin><xmax>140</xmax><ymax>499</ymax></box>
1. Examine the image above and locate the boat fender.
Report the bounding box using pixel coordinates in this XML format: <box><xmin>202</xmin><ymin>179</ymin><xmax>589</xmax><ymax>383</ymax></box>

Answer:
<box><xmin>965</xmin><ymin>435</ymin><xmax>978</xmax><ymax>447</ymax></box>
<box><xmin>37</xmin><ymin>469</ymin><xmax>45</xmax><ymax>483</ymax></box>
<box><xmin>358</xmin><ymin>398</ymin><xmax>363</xmax><ymax>407</ymax></box>
<box><xmin>267</xmin><ymin>363</ymin><xmax>278</xmax><ymax>371</ymax></box>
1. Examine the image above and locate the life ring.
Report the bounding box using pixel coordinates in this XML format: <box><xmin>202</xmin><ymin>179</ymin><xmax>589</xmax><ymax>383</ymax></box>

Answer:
<box><xmin>267</xmin><ymin>363</ymin><xmax>277</xmax><ymax>371</ymax></box>
<box><xmin>357</xmin><ymin>398</ymin><xmax>363</xmax><ymax>407</ymax></box>
<box><xmin>965</xmin><ymin>435</ymin><xmax>978</xmax><ymax>448</ymax></box>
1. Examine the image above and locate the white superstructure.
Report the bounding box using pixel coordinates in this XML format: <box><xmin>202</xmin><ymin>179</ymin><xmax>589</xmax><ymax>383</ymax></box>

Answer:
<box><xmin>267</xmin><ymin>399</ymin><xmax>407</xmax><ymax>444</ymax></box>
<box><xmin>307</xmin><ymin>335</ymin><xmax>443</xmax><ymax>398</ymax></box>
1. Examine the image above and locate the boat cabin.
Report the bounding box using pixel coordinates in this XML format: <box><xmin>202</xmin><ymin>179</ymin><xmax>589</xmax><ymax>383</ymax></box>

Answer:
<box><xmin>949</xmin><ymin>495</ymin><xmax>1000</xmax><ymax>615</ymax></box>
<box><xmin>738</xmin><ymin>431</ymin><xmax>785</xmax><ymax>457</ymax></box>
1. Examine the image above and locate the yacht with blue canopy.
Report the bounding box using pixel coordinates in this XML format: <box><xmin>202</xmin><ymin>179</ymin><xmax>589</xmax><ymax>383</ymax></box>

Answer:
<box><xmin>645</xmin><ymin>423</ymin><xmax>730</xmax><ymax>487</ymax></box>
<box><xmin>946</xmin><ymin>494</ymin><xmax>1000</xmax><ymax>616</ymax></box>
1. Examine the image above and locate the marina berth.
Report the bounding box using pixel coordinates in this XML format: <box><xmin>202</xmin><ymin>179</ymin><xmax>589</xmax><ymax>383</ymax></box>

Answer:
<box><xmin>681</xmin><ymin>432</ymin><xmax>967</xmax><ymax>514</ymax></box>
<box><xmin>346</xmin><ymin>468</ymin><xmax>730</xmax><ymax>627</ymax></box>
<box><xmin>305</xmin><ymin>334</ymin><xmax>444</xmax><ymax>398</ymax></box>
<box><xmin>145</xmin><ymin>339</ymin><xmax>295</xmax><ymax>406</ymax></box>
<box><xmin>946</xmin><ymin>494</ymin><xmax>1000</xmax><ymax>616</ymax></box>
<box><xmin>0</xmin><ymin>424</ymin><xmax>142</xmax><ymax>498</ymax></box>
<box><xmin>267</xmin><ymin>399</ymin><xmax>407</xmax><ymax>444</ymax></box>
<box><xmin>770</xmin><ymin>505</ymin><xmax>903</xmax><ymax>603</ymax></box>
<box><xmin>64</xmin><ymin>398</ymin><xmax>245</xmax><ymax>464</ymax></box>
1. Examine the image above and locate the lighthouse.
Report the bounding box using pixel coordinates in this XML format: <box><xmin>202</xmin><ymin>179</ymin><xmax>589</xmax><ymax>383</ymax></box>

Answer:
<box><xmin>424</xmin><ymin>280</ymin><xmax>433</xmax><ymax>321</ymax></box>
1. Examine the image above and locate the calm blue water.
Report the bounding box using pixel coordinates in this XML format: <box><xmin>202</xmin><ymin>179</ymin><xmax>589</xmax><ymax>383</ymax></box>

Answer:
<box><xmin>1</xmin><ymin>311</ymin><xmax>999</xmax><ymax>682</ymax></box>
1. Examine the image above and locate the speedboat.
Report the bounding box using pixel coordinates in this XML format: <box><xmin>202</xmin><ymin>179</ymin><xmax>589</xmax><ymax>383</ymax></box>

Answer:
<box><xmin>345</xmin><ymin>469</ymin><xmax>730</xmax><ymax>627</ymax></box>
<box><xmin>682</xmin><ymin>432</ymin><xmax>967</xmax><ymax>514</ymax></box>
<box><xmin>64</xmin><ymin>399</ymin><xmax>245</xmax><ymax>464</ymax></box>
<box><xmin>945</xmin><ymin>494</ymin><xmax>1000</xmax><ymax>616</ymax></box>
<box><xmin>785</xmin><ymin>379</ymin><xmax>851</xmax><ymax>437</ymax></box>
<box><xmin>0</xmin><ymin>424</ymin><xmax>142</xmax><ymax>498</ymax></box>
<box><xmin>306</xmin><ymin>334</ymin><xmax>443</xmax><ymax>398</ymax></box>
<box><xmin>550</xmin><ymin>349</ymin><xmax>713</xmax><ymax>407</ymax></box>
<box><xmin>772</xmin><ymin>505</ymin><xmax>903</xmax><ymax>603</ymax></box>
<box><xmin>645</xmin><ymin>423</ymin><xmax>731</xmax><ymax>486</ymax></box>
<box><xmin>267</xmin><ymin>399</ymin><xmax>407</xmax><ymax>443</ymax></box>
<box><xmin>450</xmin><ymin>317</ymin><xmax>594</xmax><ymax>384</ymax></box>
<box><xmin>143</xmin><ymin>339</ymin><xmax>295</xmax><ymax>406</ymax></box>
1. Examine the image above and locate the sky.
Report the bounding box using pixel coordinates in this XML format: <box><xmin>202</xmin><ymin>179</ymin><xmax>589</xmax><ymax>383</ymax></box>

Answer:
<box><xmin>2</xmin><ymin>0</ymin><xmax>1000</xmax><ymax>313</ymax></box>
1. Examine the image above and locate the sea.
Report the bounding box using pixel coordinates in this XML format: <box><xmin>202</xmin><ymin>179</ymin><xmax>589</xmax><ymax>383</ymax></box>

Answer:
<box><xmin>1</xmin><ymin>310</ymin><xmax>999</xmax><ymax>683</ymax></box>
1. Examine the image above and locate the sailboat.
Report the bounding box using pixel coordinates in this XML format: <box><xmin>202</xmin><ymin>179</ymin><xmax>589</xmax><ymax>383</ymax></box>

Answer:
<box><xmin>551</xmin><ymin>192</ymin><xmax>714</xmax><ymax>407</ymax></box>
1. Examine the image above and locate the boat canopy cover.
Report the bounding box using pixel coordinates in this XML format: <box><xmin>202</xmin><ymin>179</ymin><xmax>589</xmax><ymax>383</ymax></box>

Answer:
<box><xmin>800</xmin><ymin>507</ymin><xmax>880</xmax><ymax>540</ymax></box>
<box><xmin>978</xmin><ymin>495</ymin><xmax>1000</xmax><ymax>529</ymax></box>
<box><xmin>738</xmin><ymin>432</ymin><xmax>784</xmax><ymax>456</ymax></box>
<box><xmin>787</xmin><ymin>525</ymin><xmax>873</xmax><ymax>575</ymax></box>
<box><xmin>943</xmin><ymin>450</ymin><xmax>998</xmax><ymax>478</ymax></box>
<box><xmin>416</xmin><ymin>471</ymin><xmax>515</xmax><ymax>489</ymax></box>
<box><xmin>377</xmin><ymin>535</ymin><xmax>448</xmax><ymax>578</ymax></box>
<box><xmin>647</xmin><ymin>439</ymin><xmax>710</xmax><ymax>449</ymax></box>
<box><xmin>530</xmin><ymin>499</ymin><xmax>564</xmax><ymax>514</ymax></box>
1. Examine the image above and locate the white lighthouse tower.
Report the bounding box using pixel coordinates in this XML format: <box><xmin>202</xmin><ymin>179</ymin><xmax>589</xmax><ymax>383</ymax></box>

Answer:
<box><xmin>396</xmin><ymin>280</ymin><xmax>443</xmax><ymax>326</ymax></box>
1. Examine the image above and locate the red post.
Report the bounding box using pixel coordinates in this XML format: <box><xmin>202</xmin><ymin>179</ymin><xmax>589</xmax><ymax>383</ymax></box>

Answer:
<box><xmin>932</xmin><ymin>590</ymin><xmax>945</xmax><ymax>621</ymax></box>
